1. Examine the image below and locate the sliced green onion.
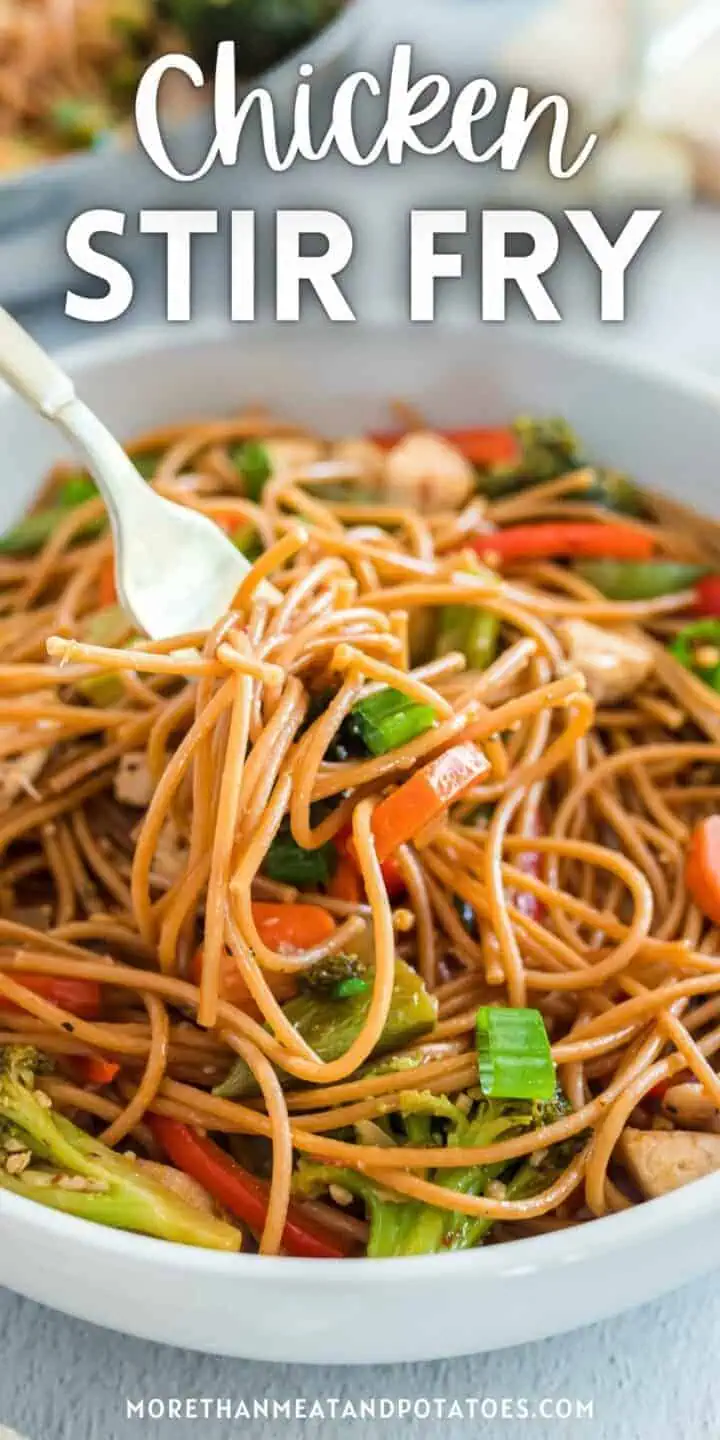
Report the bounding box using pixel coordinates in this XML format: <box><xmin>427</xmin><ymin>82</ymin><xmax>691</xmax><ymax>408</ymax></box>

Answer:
<box><xmin>57</xmin><ymin>473</ymin><xmax>98</xmax><ymax>507</ymax></box>
<box><xmin>263</xmin><ymin>836</ymin><xmax>336</xmax><ymax>887</ymax></box>
<box><xmin>333</xmin><ymin>976</ymin><xmax>370</xmax><ymax>999</ymax></box>
<box><xmin>476</xmin><ymin>1006</ymin><xmax>555</xmax><ymax>1101</ymax></box>
<box><xmin>231</xmin><ymin>441</ymin><xmax>272</xmax><ymax>503</ymax></box>
<box><xmin>350</xmin><ymin>687</ymin><xmax>435</xmax><ymax>757</ymax></box>
<box><xmin>669</xmin><ymin>619</ymin><xmax>720</xmax><ymax>693</ymax></box>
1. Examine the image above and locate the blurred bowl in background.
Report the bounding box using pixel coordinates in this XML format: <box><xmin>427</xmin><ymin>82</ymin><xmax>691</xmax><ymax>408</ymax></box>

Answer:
<box><xmin>0</xmin><ymin>0</ymin><xmax>364</xmax><ymax>309</ymax></box>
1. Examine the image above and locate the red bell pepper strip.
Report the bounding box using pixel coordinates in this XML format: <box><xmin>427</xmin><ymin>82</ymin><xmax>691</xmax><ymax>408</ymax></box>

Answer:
<box><xmin>686</xmin><ymin>816</ymin><xmax>720</xmax><ymax>927</ymax></box>
<box><xmin>148</xmin><ymin>1117</ymin><xmax>350</xmax><ymax>1259</ymax></box>
<box><xmin>472</xmin><ymin>523</ymin><xmax>654</xmax><ymax>565</ymax></box>
<box><xmin>333</xmin><ymin>828</ymin><xmax>407</xmax><ymax>901</ymax></box>
<box><xmin>371</xmin><ymin>427</ymin><xmax>520</xmax><ymax>468</ymax></box>
<box><xmin>695</xmin><ymin>576</ymin><xmax>720</xmax><ymax>618</ymax></box>
<box><xmin>72</xmin><ymin>1056</ymin><xmax>120</xmax><ymax>1086</ymax></box>
<box><xmin>0</xmin><ymin>975</ymin><xmax>102</xmax><ymax>1019</ymax></box>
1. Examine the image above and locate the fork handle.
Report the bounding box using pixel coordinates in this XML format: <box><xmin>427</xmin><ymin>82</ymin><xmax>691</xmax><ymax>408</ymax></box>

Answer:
<box><xmin>0</xmin><ymin>307</ymin><xmax>77</xmax><ymax>420</ymax></box>
<box><xmin>0</xmin><ymin>306</ymin><xmax>156</xmax><ymax>534</ymax></box>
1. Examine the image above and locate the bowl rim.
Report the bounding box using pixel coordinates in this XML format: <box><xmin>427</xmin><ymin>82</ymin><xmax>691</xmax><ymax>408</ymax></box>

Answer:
<box><xmin>0</xmin><ymin>0</ymin><xmax>364</xmax><ymax>198</ymax></box>
<box><xmin>2</xmin><ymin>314</ymin><xmax>720</xmax><ymax>1284</ymax></box>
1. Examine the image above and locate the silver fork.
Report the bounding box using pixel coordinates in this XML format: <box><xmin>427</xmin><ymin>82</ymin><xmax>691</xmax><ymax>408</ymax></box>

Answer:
<box><xmin>0</xmin><ymin>307</ymin><xmax>266</xmax><ymax>639</ymax></box>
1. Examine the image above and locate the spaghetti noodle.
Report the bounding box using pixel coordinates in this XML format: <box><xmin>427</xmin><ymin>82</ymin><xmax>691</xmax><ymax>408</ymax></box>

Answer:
<box><xmin>1</xmin><ymin>410</ymin><xmax>720</xmax><ymax>1257</ymax></box>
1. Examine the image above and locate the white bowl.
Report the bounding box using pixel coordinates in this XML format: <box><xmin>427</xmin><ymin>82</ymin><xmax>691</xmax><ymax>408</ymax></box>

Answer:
<box><xmin>1</xmin><ymin>321</ymin><xmax>720</xmax><ymax>1363</ymax></box>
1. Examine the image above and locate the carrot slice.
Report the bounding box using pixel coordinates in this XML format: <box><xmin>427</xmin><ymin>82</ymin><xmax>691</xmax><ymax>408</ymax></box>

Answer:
<box><xmin>192</xmin><ymin>903</ymin><xmax>335</xmax><ymax>1008</ymax></box>
<box><xmin>686</xmin><ymin>816</ymin><xmax>720</xmax><ymax>926</ymax></box>
<box><xmin>372</xmin><ymin>742</ymin><xmax>490</xmax><ymax>863</ymax></box>
<box><xmin>328</xmin><ymin>854</ymin><xmax>364</xmax><ymax>905</ymax></box>
<box><xmin>251</xmin><ymin>902</ymin><xmax>336</xmax><ymax>951</ymax></box>
<box><xmin>98</xmin><ymin>555</ymin><xmax>116</xmax><ymax>607</ymax></box>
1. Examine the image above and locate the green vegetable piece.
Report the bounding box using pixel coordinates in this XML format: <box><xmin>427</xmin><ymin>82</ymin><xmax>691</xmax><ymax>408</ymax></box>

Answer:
<box><xmin>442</xmin><ymin>1097</ymin><xmax>578</xmax><ymax>1251</ymax></box>
<box><xmin>76</xmin><ymin>606</ymin><xmax>135</xmax><ymax>707</ymax></box>
<box><xmin>349</xmin><ymin>687</ymin><xmax>436</xmax><ymax>756</ymax></box>
<box><xmin>57</xmin><ymin>473</ymin><xmax>98</xmax><ymax>508</ymax></box>
<box><xmin>437</xmin><ymin>605</ymin><xmax>500</xmax><ymax>671</ymax></box>
<box><xmin>131</xmin><ymin>450</ymin><xmax>161</xmax><ymax>481</ymax></box>
<box><xmin>476</xmin><ymin>1006</ymin><xmax>556</xmax><ymax>1101</ymax></box>
<box><xmin>215</xmin><ymin>952</ymin><xmax>438</xmax><ymax>1098</ymax></box>
<box><xmin>163</xmin><ymin>0</ymin><xmax>345</xmax><ymax>77</ymax></box>
<box><xmin>294</xmin><ymin>1090</ymin><xmax>571</xmax><ymax>1256</ymax></box>
<box><xmin>231</xmin><ymin>441</ymin><xmax>272</xmax><ymax>503</ymax></box>
<box><xmin>50</xmin><ymin>98</ymin><xmax>112</xmax><ymax>149</ymax></box>
<box><xmin>334</xmin><ymin>976</ymin><xmax>370</xmax><ymax>999</ymax></box>
<box><xmin>0</xmin><ymin>1048</ymin><xmax>240</xmax><ymax>1251</ymax></box>
<box><xmin>582</xmin><ymin>468</ymin><xmax>645</xmax><ymax>517</ymax></box>
<box><xmin>669</xmin><ymin>619</ymin><xmax>720</xmax><ymax>693</ymax></box>
<box><xmin>478</xmin><ymin>417</ymin><xmax>582</xmax><ymax>497</ymax></box>
<box><xmin>299</xmin><ymin>954</ymin><xmax>364</xmax><ymax>996</ymax></box>
<box><xmin>576</xmin><ymin>559</ymin><xmax>709</xmax><ymax>601</ymax></box>
<box><xmin>263</xmin><ymin>834</ymin><xmax>335</xmax><ymax>887</ymax></box>
<box><xmin>231</xmin><ymin>525</ymin><xmax>264</xmax><ymax>562</ymax></box>
<box><xmin>0</xmin><ymin>506</ymin><xmax>106</xmax><ymax>555</ymax></box>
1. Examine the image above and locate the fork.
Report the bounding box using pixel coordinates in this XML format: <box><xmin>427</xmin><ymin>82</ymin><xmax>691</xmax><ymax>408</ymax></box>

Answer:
<box><xmin>0</xmin><ymin>306</ymin><xmax>265</xmax><ymax>639</ymax></box>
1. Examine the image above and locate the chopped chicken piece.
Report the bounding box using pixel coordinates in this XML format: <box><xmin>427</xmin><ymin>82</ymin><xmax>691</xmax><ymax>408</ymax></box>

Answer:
<box><xmin>0</xmin><ymin>691</ymin><xmax>56</xmax><ymax>810</ymax></box>
<box><xmin>556</xmin><ymin>619</ymin><xmax>654</xmax><ymax>704</ymax></box>
<box><xmin>621</xmin><ymin>1126</ymin><xmax>720</xmax><ymax>1199</ymax></box>
<box><xmin>262</xmin><ymin>437</ymin><xmax>325</xmax><ymax>479</ymax></box>
<box><xmin>135</xmin><ymin>1160</ymin><xmax>215</xmax><ymax>1215</ymax></box>
<box><xmin>331</xmin><ymin>438</ymin><xmax>386</xmax><ymax>483</ymax></box>
<box><xmin>113</xmin><ymin>751</ymin><xmax>153</xmax><ymax>809</ymax></box>
<box><xmin>662</xmin><ymin>1083</ymin><xmax>720</xmax><ymax>1135</ymax></box>
<box><xmin>385</xmin><ymin>432</ymin><xmax>476</xmax><ymax>512</ymax></box>
<box><xmin>152</xmin><ymin>820</ymin><xmax>190</xmax><ymax>887</ymax></box>
<box><xmin>0</xmin><ymin>750</ymin><xmax>47</xmax><ymax>811</ymax></box>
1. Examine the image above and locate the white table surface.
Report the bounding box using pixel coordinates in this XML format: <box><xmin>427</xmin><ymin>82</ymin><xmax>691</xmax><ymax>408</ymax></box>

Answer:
<box><xmin>2</xmin><ymin>4</ymin><xmax>720</xmax><ymax>1436</ymax></box>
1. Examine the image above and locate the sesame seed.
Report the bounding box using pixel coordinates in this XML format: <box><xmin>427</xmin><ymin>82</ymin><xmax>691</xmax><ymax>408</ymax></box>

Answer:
<box><xmin>329</xmin><ymin>1184</ymin><xmax>354</xmax><ymax>1207</ymax></box>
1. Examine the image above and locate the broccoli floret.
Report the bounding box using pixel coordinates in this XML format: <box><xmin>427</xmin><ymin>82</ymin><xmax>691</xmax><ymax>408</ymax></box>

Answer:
<box><xmin>0</xmin><ymin>1048</ymin><xmax>240</xmax><ymax>1251</ymax></box>
<box><xmin>295</xmin><ymin>1088</ymin><xmax>576</xmax><ymax>1257</ymax></box>
<box><xmin>298</xmin><ymin>953</ymin><xmax>366</xmax><ymax>996</ymax></box>
<box><xmin>477</xmin><ymin>417</ymin><xmax>582</xmax><ymax>498</ymax></box>
<box><xmin>215</xmin><ymin>956</ymin><xmax>438</xmax><ymax>1098</ymax></box>
<box><xmin>162</xmin><ymin>0</ymin><xmax>345</xmax><ymax>77</ymax></box>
